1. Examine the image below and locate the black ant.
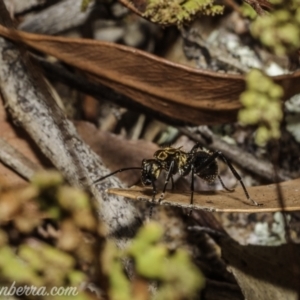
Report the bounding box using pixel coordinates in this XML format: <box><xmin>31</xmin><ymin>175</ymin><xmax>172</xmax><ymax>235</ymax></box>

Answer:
<box><xmin>94</xmin><ymin>143</ymin><xmax>260</xmax><ymax>214</ymax></box>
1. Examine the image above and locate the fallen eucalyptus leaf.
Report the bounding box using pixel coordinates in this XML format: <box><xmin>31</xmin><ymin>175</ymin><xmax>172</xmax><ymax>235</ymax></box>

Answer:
<box><xmin>0</xmin><ymin>25</ymin><xmax>299</xmax><ymax>125</ymax></box>
<box><xmin>107</xmin><ymin>178</ymin><xmax>300</xmax><ymax>212</ymax></box>
<box><xmin>221</xmin><ymin>237</ymin><xmax>300</xmax><ymax>300</ymax></box>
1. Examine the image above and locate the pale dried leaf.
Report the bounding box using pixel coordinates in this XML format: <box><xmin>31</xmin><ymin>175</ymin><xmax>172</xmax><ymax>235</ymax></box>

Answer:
<box><xmin>107</xmin><ymin>178</ymin><xmax>300</xmax><ymax>212</ymax></box>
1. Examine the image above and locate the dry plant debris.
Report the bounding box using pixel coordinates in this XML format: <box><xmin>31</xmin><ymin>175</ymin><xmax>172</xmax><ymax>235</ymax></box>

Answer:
<box><xmin>107</xmin><ymin>177</ymin><xmax>300</xmax><ymax>213</ymax></box>
<box><xmin>0</xmin><ymin>0</ymin><xmax>300</xmax><ymax>299</ymax></box>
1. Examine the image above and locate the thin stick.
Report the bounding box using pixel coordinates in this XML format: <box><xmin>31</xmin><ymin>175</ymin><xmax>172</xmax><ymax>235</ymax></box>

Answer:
<box><xmin>0</xmin><ymin>137</ymin><xmax>42</xmax><ymax>180</ymax></box>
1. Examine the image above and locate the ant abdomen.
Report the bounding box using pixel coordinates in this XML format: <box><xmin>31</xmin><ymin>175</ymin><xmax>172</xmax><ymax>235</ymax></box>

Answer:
<box><xmin>193</xmin><ymin>151</ymin><xmax>218</xmax><ymax>183</ymax></box>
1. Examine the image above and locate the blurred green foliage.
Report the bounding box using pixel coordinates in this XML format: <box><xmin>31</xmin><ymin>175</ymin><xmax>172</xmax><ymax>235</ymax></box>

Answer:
<box><xmin>0</xmin><ymin>171</ymin><xmax>204</xmax><ymax>300</ymax></box>
<box><xmin>103</xmin><ymin>222</ymin><xmax>205</xmax><ymax>300</ymax></box>
<box><xmin>251</xmin><ymin>0</ymin><xmax>300</xmax><ymax>55</ymax></box>
<box><xmin>238</xmin><ymin>1</ymin><xmax>300</xmax><ymax>145</ymax></box>
<box><xmin>81</xmin><ymin>0</ymin><xmax>92</xmax><ymax>11</ymax></box>
<box><xmin>0</xmin><ymin>171</ymin><xmax>102</xmax><ymax>300</ymax></box>
<box><xmin>239</xmin><ymin>69</ymin><xmax>283</xmax><ymax>146</ymax></box>
<box><xmin>143</xmin><ymin>0</ymin><xmax>224</xmax><ymax>25</ymax></box>
<box><xmin>240</xmin><ymin>2</ymin><xmax>257</xmax><ymax>19</ymax></box>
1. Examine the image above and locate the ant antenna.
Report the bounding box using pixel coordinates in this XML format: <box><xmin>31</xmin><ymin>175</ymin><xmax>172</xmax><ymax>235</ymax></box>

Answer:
<box><xmin>94</xmin><ymin>167</ymin><xmax>142</xmax><ymax>184</ymax></box>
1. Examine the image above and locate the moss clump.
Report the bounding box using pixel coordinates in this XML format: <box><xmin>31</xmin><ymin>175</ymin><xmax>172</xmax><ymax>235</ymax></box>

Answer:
<box><xmin>240</xmin><ymin>2</ymin><xmax>257</xmax><ymax>19</ymax></box>
<box><xmin>103</xmin><ymin>222</ymin><xmax>205</xmax><ymax>300</ymax></box>
<box><xmin>0</xmin><ymin>171</ymin><xmax>103</xmax><ymax>300</ymax></box>
<box><xmin>251</xmin><ymin>0</ymin><xmax>300</xmax><ymax>55</ymax></box>
<box><xmin>143</xmin><ymin>0</ymin><xmax>224</xmax><ymax>25</ymax></box>
<box><xmin>238</xmin><ymin>69</ymin><xmax>283</xmax><ymax>146</ymax></box>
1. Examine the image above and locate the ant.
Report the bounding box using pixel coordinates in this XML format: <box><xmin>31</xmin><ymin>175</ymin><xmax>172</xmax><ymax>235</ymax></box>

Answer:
<box><xmin>94</xmin><ymin>143</ymin><xmax>260</xmax><ymax>214</ymax></box>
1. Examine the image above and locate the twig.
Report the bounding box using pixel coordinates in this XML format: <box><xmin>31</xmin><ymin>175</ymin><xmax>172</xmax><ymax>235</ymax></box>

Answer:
<box><xmin>130</xmin><ymin>114</ymin><xmax>146</xmax><ymax>140</ymax></box>
<box><xmin>223</xmin><ymin>0</ymin><xmax>243</xmax><ymax>15</ymax></box>
<box><xmin>244</xmin><ymin>0</ymin><xmax>268</xmax><ymax>16</ymax></box>
<box><xmin>0</xmin><ymin>137</ymin><xmax>42</xmax><ymax>180</ymax></box>
<box><xmin>179</xmin><ymin>126</ymin><xmax>293</xmax><ymax>182</ymax></box>
<box><xmin>188</xmin><ymin>225</ymin><xmax>226</xmax><ymax>238</ymax></box>
<box><xmin>0</xmin><ymin>1</ymin><xmax>142</xmax><ymax>241</ymax></box>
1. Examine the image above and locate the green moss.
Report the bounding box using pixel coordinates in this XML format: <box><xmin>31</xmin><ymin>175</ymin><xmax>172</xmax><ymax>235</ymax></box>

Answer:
<box><xmin>270</xmin><ymin>0</ymin><xmax>284</xmax><ymax>5</ymax></box>
<box><xmin>135</xmin><ymin>245</ymin><xmax>168</xmax><ymax>278</ymax></box>
<box><xmin>57</xmin><ymin>186</ymin><xmax>90</xmax><ymax>211</ymax></box>
<box><xmin>0</xmin><ymin>246</ymin><xmax>43</xmax><ymax>286</ymax></box>
<box><xmin>102</xmin><ymin>241</ymin><xmax>131</xmax><ymax>300</ymax></box>
<box><xmin>143</xmin><ymin>0</ymin><xmax>224</xmax><ymax>25</ymax></box>
<box><xmin>251</xmin><ymin>0</ymin><xmax>300</xmax><ymax>55</ymax></box>
<box><xmin>31</xmin><ymin>170</ymin><xmax>64</xmax><ymax>188</ymax></box>
<box><xmin>238</xmin><ymin>70</ymin><xmax>283</xmax><ymax>146</ymax></box>
<box><xmin>0</xmin><ymin>171</ymin><xmax>103</xmax><ymax>299</ymax></box>
<box><xmin>241</xmin><ymin>3</ymin><xmax>257</xmax><ymax>19</ymax></box>
<box><xmin>103</xmin><ymin>222</ymin><xmax>204</xmax><ymax>300</ymax></box>
<box><xmin>277</xmin><ymin>23</ymin><xmax>299</xmax><ymax>46</ymax></box>
<box><xmin>40</xmin><ymin>243</ymin><xmax>75</xmax><ymax>269</ymax></box>
<box><xmin>295</xmin><ymin>8</ymin><xmax>300</xmax><ymax>23</ymax></box>
<box><xmin>68</xmin><ymin>270</ymin><xmax>87</xmax><ymax>286</ymax></box>
<box><xmin>81</xmin><ymin>0</ymin><xmax>92</xmax><ymax>11</ymax></box>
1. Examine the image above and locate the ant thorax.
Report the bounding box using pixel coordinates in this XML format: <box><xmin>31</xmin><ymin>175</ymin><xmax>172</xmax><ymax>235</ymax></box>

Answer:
<box><xmin>153</xmin><ymin>147</ymin><xmax>189</xmax><ymax>175</ymax></box>
<box><xmin>141</xmin><ymin>159</ymin><xmax>162</xmax><ymax>185</ymax></box>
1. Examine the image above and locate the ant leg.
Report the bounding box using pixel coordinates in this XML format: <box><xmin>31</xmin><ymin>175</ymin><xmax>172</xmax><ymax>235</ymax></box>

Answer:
<box><xmin>93</xmin><ymin>167</ymin><xmax>142</xmax><ymax>184</ymax></box>
<box><xmin>195</xmin><ymin>151</ymin><xmax>260</xmax><ymax>206</ymax></box>
<box><xmin>188</xmin><ymin>165</ymin><xmax>195</xmax><ymax>216</ymax></box>
<box><xmin>158</xmin><ymin>161</ymin><xmax>175</xmax><ymax>203</ymax></box>
<box><xmin>171</xmin><ymin>176</ymin><xmax>175</xmax><ymax>191</ymax></box>
<box><xmin>217</xmin><ymin>175</ymin><xmax>234</xmax><ymax>192</ymax></box>
<box><xmin>149</xmin><ymin>180</ymin><xmax>157</xmax><ymax>217</ymax></box>
<box><xmin>215</xmin><ymin>152</ymin><xmax>261</xmax><ymax>206</ymax></box>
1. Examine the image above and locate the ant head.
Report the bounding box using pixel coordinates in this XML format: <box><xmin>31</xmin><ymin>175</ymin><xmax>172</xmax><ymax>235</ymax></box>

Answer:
<box><xmin>141</xmin><ymin>159</ymin><xmax>162</xmax><ymax>186</ymax></box>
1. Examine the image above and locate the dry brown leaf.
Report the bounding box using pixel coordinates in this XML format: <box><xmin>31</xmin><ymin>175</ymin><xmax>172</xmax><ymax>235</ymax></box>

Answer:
<box><xmin>221</xmin><ymin>237</ymin><xmax>299</xmax><ymax>299</ymax></box>
<box><xmin>0</xmin><ymin>25</ymin><xmax>299</xmax><ymax>125</ymax></box>
<box><xmin>107</xmin><ymin>177</ymin><xmax>300</xmax><ymax>212</ymax></box>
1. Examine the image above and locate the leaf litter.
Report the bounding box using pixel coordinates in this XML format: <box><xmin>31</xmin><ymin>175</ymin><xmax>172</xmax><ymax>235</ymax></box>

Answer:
<box><xmin>1</xmin><ymin>1</ymin><xmax>300</xmax><ymax>299</ymax></box>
